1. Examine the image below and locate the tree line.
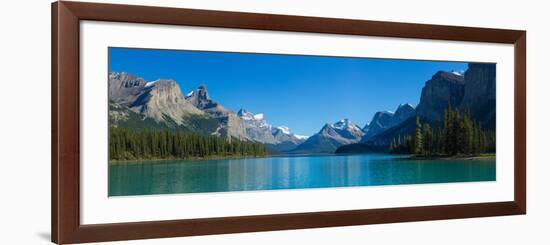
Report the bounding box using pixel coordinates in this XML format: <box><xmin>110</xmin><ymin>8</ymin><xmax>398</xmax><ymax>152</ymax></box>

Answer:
<box><xmin>109</xmin><ymin>127</ymin><xmax>267</xmax><ymax>160</ymax></box>
<box><xmin>389</xmin><ymin>105</ymin><xmax>495</xmax><ymax>156</ymax></box>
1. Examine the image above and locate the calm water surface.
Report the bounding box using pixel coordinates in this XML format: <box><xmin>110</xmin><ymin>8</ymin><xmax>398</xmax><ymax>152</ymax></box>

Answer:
<box><xmin>109</xmin><ymin>154</ymin><xmax>496</xmax><ymax>196</ymax></box>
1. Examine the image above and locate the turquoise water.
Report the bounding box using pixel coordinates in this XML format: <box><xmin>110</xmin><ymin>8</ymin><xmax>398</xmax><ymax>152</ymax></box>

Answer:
<box><xmin>109</xmin><ymin>154</ymin><xmax>496</xmax><ymax>196</ymax></box>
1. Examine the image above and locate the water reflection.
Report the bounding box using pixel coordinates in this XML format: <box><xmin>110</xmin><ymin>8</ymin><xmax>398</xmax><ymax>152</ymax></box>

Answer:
<box><xmin>109</xmin><ymin>154</ymin><xmax>496</xmax><ymax>196</ymax></box>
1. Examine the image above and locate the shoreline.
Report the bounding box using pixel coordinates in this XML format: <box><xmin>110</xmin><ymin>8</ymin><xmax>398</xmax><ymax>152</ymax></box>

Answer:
<box><xmin>405</xmin><ymin>154</ymin><xmax>496</xmax><ymax>161</ymax></box>
<box><xmin>109</xmin><ymin>153</ymin><xmax>496</xmax><ymax>164</ymax></box>
<box><xmin>109</xmin><ymin>152</ymin><xmax>354</xmax><ymax>164</ymax></box>
<box><xmin>109</xmin><ymin>154</ymin><xmax>267</xmax><ymax>164</ymax></box>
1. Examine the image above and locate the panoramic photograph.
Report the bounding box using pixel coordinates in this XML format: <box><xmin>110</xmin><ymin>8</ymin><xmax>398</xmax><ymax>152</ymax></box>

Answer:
<box><xmin>108</xmin><ymin>47</ymin><xmax>496</xmax><ymax>197</ymax></box>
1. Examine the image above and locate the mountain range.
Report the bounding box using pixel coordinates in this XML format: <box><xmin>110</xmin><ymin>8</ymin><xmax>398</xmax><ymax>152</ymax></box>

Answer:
<box><xmin>109</xmin><ymin>62</ymin><xmax>496</xmax><ymax>154</ymax></box>
<box><xmin>109</xmin><ymin>72</ymin><xmax>306</xmax><ymax>153</ymax></box>
<box><xmin>346</xmin><ymin>63</ymin><xmax>496</xmax><ymax>151</ymax></box>
<box><xmin>292</xmin><ymin>119</ymin><xmax>364</xmax><ymax>153</ymax></box>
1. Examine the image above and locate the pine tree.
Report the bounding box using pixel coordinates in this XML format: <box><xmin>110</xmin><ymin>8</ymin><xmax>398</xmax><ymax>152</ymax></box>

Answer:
<box><xmin>413</xmin><ymin>116</ymin><xmax>423</xmax><ymax>156</ymax></box>
<box><xmin>108</xmin><ymin>127</ymin><xmax>267</xmax><ymax>161</ymax></box>
<box><xmin>389</xmin><ymin>105</ymin><xmax>495</xmax><ymax>157</ymax></box>
<box><xmin>422</xmin><ymin>123</ymin><xmax>432</xmax><ymax>156</ymax></box>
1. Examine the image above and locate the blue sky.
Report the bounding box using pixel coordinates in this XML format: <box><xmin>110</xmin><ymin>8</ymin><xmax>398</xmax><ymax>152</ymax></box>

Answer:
<box><xmin>109</xmin><ymin>47</ymin><xmax>467</xmax><ymax>136</ymax></box>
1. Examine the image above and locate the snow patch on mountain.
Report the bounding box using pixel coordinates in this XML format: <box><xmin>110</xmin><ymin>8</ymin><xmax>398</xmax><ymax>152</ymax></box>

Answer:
<box><xmin>294</xmin><ymin>134</ymin><xmax>309</xmax><ymax>140</ymax></box>
<box><xmin>276</xmin><ymin>126</ymin><xmax>291</xmax><ymax>134</ymax></box>
<box><xmin>237</xmin><ymin>108</ymin><xmax>307</xmax><ymax>150</ymax></box>
<box><xmin>144</xmin><ymin>80</ymin><xmax>159</xmax><ymax>87</ymax></box>
<box><xmin>452</xmin><ymin>70</ymin><xmax>465</xmax><ymax>76</ymax></box>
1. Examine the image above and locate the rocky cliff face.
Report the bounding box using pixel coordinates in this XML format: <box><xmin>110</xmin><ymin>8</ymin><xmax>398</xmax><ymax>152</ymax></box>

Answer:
<box><xmin>186</xmin><ymin>85</ymin><xmax>219</xmax><ymax>111</ymax></box>
<box><xmin>293</xmin><ymin>119</ymin><xmax>364</xmax><ymax>153</ymax></box>
<box><xmin>237</xmin><ymin>109</ymin><xmax>278</xmax><ymax>144</ymax></box>
<box><xmin>416</xmin><ymin>71</ymin><xmax>465</xmax><ymax>122</ymax></box>
<box><xmin>362</xmin><ymin>64</ymin><xmax>496</xmax><ymax>149</ymax></box>
<box><xmin>185</xmin><ymin>85</ymin><xmax>248</xmax><ymax>139</ymax></box>
<box><xmin>108</xmin><ymin>72</ymin><xmax>307</xmax><ymax>146</ymax></box>
<box><xmin>129</xmin><ymin>80</ymin><xmax>205</xmax><ymax>125</ymax></box>
<box><xmin>460</xmin><ymin>63</ymin><xmax>496</xmax><ymax>128</ymax></box>
<box><xmin>109</xmin><ymin>73</ymin><xmax>204</xmax><ymax>126</ymax></box>
<box><xmin>108</xmin><ymin>72</ymin><xmax>147</xmax><ymax>105</ymax></box>
<box><xmin>237</xmin><ymin>109</ymin><xmax>306</xmax><ymax>152</ymax></box>
<box><xmin>416</xmin><ymin>65</ymin><xmax>496</xmax><ymax>128</ymax></box>
<box><xmin>272</xmin><ymin>126</ymin><xmax>305</xmax><ymax>145</ymax></box>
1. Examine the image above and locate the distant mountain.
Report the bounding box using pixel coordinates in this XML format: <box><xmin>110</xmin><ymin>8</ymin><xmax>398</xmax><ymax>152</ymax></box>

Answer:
<box><xmin>269</xmin><ymin>126</ymin><xmax>308</xmax><ymax>152</ymax></box>
<box><xmin>237</xmin><ymin>108</ymin><xmax>275</xmax><ymax>143</ymax></box>
<box><xmin>363</xmin><ymin>111</ymin><xmax>393</xmax><ymax>137</ymax></box>
<box><xmin>237</xmin><ymin>108</ymin><xmax>306</xmax><ymax>152</ymax></box>
<box><xmin>364</xmin><ymin>116</ymin><xmax>418</xmax><ymax>147</ymax></box>
<box><xmin>362</xmin><ymin>103</ymin><xmax>415</xmax><ymax>141</ymax></box>
<box><xmin>185</xmin><ymin>85</ymin><xmax>248</xmax><ymax>139</ymax></box>
<box><xmin>292</xmin><ymin>119</ymin><xmax>364</xmax><ymax>153</ymax></box>
<box><xmin>393</xmin><ymin>103</ymin><xmax>416</xmax><ymax>125</ymax></box>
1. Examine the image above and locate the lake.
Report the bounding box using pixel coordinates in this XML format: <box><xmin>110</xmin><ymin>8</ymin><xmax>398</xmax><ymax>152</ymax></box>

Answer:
<box><xmin>109</xmin><ymin>154</ymin><xmax>496</xmax><ymax>196</ymax></box>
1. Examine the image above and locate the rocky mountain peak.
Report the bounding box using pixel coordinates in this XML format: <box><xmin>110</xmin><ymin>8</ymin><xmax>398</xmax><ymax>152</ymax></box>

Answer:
<box><xmin>396</xmin><ymin>103</ymin><xmax>415</xmax><ymax>111</ymax></box>
<box><xmin>108</xmin><ymin>72</ymin><xmax>147</xmax><ymax>105</ymax></box>
<box><xmin>109</xmin><ymin>72</ymin><xmax>143</xmax><ymax>85</ymax></box>
<box><xmin>293</xmin><ymin>119</ymin><xmax>363</xmax><ymax>153</ymax></box>
<box><xmin>196</xmin><ymin>85</ymin><xmax>209</xmax><ymax>99</ymax></box>
<box><xmin>273</xmin><ymin>126</ymin><xmax>291</xmax><ymax>135</ymax></box>
<box><xmin>393</xmin><ymin>103</ymin><xmax>416</xmax><ymax>122</ymax></box>
<box><xmin>332</xmin><ymin>118</ymin><xmax>362</xmax><ymax>132</ymax></box>
<box><xmin>370</xmin><ymin>111</ymin><xmax>394</xmax><ymax>127</ymax></box>
<box><xmin>235</xmin><ymin>108</ymin><xmax>305</xmax><ymax>151</ymax></box>
<box><xmin>238</xmin><ymin>108</ymin><xmax>267</xmax><ymax>125</ymax></box>
<box><xmin>237</xmin><ymin>108</ymin><xmax>252</xmax><ymax>118</ymax></box>
<box><xmin>320</xmin><ymin>119</ymin><xmax>363</xmax><ymax>139</ymax></box>
<box><xmin>186</xmin><ymin>85</ymin><xmax>218</xmax><ymax>110</ymax></box>
<box><xmin>362</xmin><ymin>103</ymin><xmax>416</xmax><ymax>141</ymax></box>
<box><xmin>148</xmin><ymin>79</ymin><xmax>177</xmax><ymax>89</ymax></box>
<box><xmin>431</xmin><ymin>71</ymin><xmax>465</xmax><ymax>84</ymax></box>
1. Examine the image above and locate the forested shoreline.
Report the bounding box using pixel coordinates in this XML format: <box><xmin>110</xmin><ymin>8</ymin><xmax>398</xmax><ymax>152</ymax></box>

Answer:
<box><xmin>389</xmin><ymin>105</ymin><xmax>496</xmax><ymax>157</ymax></box>
<box><xmin>109</xmin><ymin>127</ymin><xmax>267</xmax><ymax>161</ymax></box>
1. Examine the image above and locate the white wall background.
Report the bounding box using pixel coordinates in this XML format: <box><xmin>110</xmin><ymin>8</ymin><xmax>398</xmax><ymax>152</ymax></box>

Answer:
<box><xmin>0</xmin><ymin>0</ymin><xmax>547</xmax><ymax>244</ymax></box>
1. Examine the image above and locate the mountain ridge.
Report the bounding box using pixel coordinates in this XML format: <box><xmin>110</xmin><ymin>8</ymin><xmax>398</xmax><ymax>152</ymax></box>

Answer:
<box><xmin>291</xmin><ymin>119</ymin><xmax>364</xmax><ymax>153</ymax></box>
<box><xmin>108</xmin><ymin>72</ymin><xmax>305</xmax><ymax>151</ymax></box>
<box><xmin>109</xmin><ymin>63</ymin><xmax>496</xmax><ymax>155</ymax></box>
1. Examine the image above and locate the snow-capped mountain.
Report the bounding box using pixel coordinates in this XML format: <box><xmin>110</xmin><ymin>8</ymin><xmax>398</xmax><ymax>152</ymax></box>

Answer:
<box><xmin>237</xmin><ymin>108</ymin><xmax>277</xmax><ymax>144</ymax></box>
<box><xmin>238</xmin><ymin>109</ymin><xmax>269</xmax><ymax>128</ymax></box>
<box><xmin>237</xmin><ymin>108</ymin><xmax>306</xmax><ymax>152</ymax></box>
<box><xmin>292</xmin><ymin>119</ymin><xmax>364</xmax><ymax>153</ymax></box>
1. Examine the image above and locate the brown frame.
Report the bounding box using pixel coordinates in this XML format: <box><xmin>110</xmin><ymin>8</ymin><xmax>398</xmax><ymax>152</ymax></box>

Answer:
<box><xmin>52</xmin><ymin>1</ymin><xmax>526</xmax><ymax>244</ymax></box>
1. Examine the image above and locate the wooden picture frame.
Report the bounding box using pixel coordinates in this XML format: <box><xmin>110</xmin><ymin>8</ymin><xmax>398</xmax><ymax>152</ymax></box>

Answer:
<box><xmin>51</xmin><ymin>1</ymin><xmax>526</xmax><ymax>244</ymax></box>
